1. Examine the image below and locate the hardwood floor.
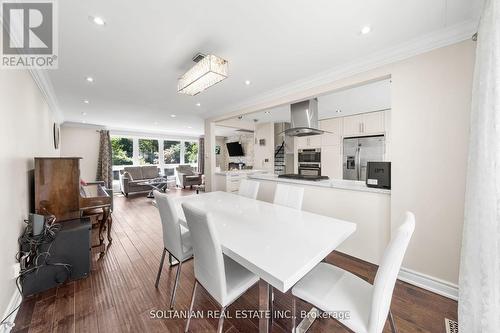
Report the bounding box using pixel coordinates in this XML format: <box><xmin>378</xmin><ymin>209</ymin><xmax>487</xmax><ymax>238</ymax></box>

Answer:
<box><xmin>13</xmin><ymin>189</ymin><xmax>457</xmax><ymax>333</ymax></box>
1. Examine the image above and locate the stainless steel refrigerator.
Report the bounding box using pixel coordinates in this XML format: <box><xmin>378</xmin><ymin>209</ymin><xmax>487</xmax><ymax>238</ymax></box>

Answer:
<box><xmin>343</xmin><ymin>135</ymin><xmax>385</xmax><ymax>181</ymax></box>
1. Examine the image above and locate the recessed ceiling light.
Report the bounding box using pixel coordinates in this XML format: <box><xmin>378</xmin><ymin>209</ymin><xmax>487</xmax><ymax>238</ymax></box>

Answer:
<box><xmin>81</xmin><ymin>112</ymin><xmax>87</xmax><ymax>116</ymax></box>
<box><xmin>171</xmin><ymin>114</ymin><xmax>176</xmax><ymax>118</ymax></box>
<box><xmin>83</xmin><ymin>99</ymin><xmax>90</xmax><ymax>104</ymax></box>
<box><xmin>360</xmin><ymin>25</ymin><xmax>371</xmax><ymax>35</ymax></box>
<box><xmin>82</xmin><ymin>120</ymin><xmax>87</xmax><ymax>124</ymax></box>
<box><xmin>196</xmin><ymin>102</ymin><xmax>201</xmax><ymax>107</ymax></box>
<box><xmin>187</xmin><ymin>126</ymin><xmax>193</xmax><ymax>129</ymax></box>
<box><xmin>91</xmin><ymin>16</ymin><xmax>106</xmax><ymax>26</ymax></box>
<box><xmin>85</xmin><ymin>76</ymin><xmax>94</xmax><ymax>83</ymax></box>
<box><xmin>245</xmin><ymin>80</ymin><xmax>251</xmax><ymax>85</ymax></box>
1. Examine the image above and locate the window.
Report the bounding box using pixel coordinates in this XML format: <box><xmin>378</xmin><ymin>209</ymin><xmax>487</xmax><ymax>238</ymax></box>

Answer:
<box><xmin>184</xmin><ymin>141</ymin><xmax>198</xmax><ymax>164</ymax></box>
<box><xmin>164</xmin><ymin>140</ymin><xmax>180</xmax><ymax>164</ymax></box>
<box><xmin>138</xmin><ymin>139</ymin><xmax>159</xmax><ymax>165</ymax></box>
<box><xmin>111</xmin><ymin>137</ymin><xmax>133</xmax><ymax>166</ymax></box>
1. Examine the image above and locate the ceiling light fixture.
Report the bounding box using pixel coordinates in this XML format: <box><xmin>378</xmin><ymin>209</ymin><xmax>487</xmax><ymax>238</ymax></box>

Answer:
<box><xmin>336</xmin><ymin>109</ymin><xmax>342</xmax><ymax>113</ymax></box>
<box><xmin>171</xmin><ymin>114</ymin><xmax>176</xmax><ymax>118</ymax></box>
<box><xmin>178</xmin><ymin>54</ymin><xmax>228</xmax><ymax>96</ymax></box>
<box><xmin>360</xmin><ymin>25</ymin><xmax>371</xmax><ymax>35</ymax></box>
<box><xmin>245</xmin><ymin>80</ymin><xmax>251</xmax><ymax>85</ymax></box>
<box><xmin>196</xmin><ymin>102</ymin><xmax>201</xmax><ymax>107</ymax></box>
<box><xmin>265</xmin><ymin>111</ymin><xmax>271</xmax><ymax>115</ymax></box>
<box><xmin>91</xmin><ymin>16</ymin><xmax>106</xmax><ymax>26</ymax></box>
<box><xmin>83</xmin><ymin>99</ymin><xmax>90</xmax><ymax>104</ymax></box>
<box><xmin>187</xmin><ymin>126</ymin><xmax>193</xmax><ymax>129</ymax></box>
<box><xmin>85</xmin><ymin>76</ymin><xmax>94</xmax><ymax>83</ymax></box>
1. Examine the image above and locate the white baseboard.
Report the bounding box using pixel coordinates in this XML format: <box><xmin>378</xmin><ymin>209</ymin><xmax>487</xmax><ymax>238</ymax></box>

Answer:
<box><xmin>0</xmin><ymin>290</ymin><xmax>22</xmax><ymax>333</ymax></box>
<box><xmin>398</xmin><ymin>267</ymin><xmax>458</xmax><ymax>301</ymax></box>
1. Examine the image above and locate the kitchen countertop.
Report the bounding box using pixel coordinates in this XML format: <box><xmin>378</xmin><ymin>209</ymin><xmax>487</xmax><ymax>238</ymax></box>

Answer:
<box><xmin>215</xmin><ymin>169</ymin><xmax>267</xmax><ymax>176</ymax></box>
<box><xmin>248</xmin><ymin>173</ymin><xmax>391</xmax><ymax>194</ymax></box>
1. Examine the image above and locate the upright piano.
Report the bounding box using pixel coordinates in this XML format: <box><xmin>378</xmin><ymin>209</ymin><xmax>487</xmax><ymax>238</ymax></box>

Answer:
<box><xmin>34</xmin><ymin>157</ymin><xmax>112</xmax><ymax>255</ymax></box>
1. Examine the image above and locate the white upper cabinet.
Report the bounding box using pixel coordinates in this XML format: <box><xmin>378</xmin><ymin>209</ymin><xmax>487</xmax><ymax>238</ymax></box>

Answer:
<box><xmin>342</xmin><ymin>111</ymin><xmax>385</xmax><ymax>137</ymax></box>
<box><xmin>296</xmin><ymin>135</ymin><xmax>322</xmax><ymax>149</ymax></box>
<box><xmin>319</xmin><ymin>118</ymin><xmax>342</xmax><ymax>146</ymax></box>
<box><xmin>362</xmin><ymin>111</ymin><xmax>385</xmax><ymax>134</ymax></box>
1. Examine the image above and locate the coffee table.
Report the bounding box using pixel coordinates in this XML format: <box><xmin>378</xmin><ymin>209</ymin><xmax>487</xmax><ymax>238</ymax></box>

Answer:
<box><xmin>138</xmin><ymin>178</ymin><xmax>174</xmax><ymax>198</ymax></box>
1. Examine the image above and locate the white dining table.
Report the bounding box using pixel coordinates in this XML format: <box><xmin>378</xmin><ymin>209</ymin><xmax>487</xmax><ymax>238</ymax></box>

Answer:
<box><xmin>173</xmin><ymin>191</ymin><xmax>356</xmax><ymax>332</ymax></box>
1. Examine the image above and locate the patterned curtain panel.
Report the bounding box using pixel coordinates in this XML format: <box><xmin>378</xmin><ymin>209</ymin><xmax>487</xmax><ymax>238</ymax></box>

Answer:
<box><xmin>96</xmin><ymin>130</ymin><xmax>113</xmax><ymax>188</ymax></box>
<box><xmin>198</xmin><ymin>137</ymin><xmax>205</xmax><ymax>174</ymax></box>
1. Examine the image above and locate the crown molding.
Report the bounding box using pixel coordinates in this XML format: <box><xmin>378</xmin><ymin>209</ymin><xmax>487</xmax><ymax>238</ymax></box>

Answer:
<box><xmin>29</xmin><ymin>68</ymin><xmax>64</xmax><ymax>122</ymax></box>
<box><xmin>209</xmin><ymin>19</ymin><xmax>478</xmax><ymax>121</ymax></box>
<box><xmin>62</xmin><ymin>122</ymin><xmax>201</xmax><ymax>141</ymax></box>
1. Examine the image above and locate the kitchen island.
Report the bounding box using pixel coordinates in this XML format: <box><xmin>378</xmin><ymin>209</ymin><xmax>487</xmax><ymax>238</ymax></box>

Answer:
<box><xmin>214</xmin><ymin>169</ymin><xmax>268</xmax><ymax>193</ymax></box>
<box><xmin>248</xmin><ymin>173</ymin><xmax>391</xmax><ymax>265</ymax></box>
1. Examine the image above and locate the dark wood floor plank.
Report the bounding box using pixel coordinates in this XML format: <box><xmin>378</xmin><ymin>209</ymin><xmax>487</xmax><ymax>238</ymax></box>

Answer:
<box><xmin>14</xmin><ymin>188</ymin><xmax>457</xmax><ymax>333</ymax></box>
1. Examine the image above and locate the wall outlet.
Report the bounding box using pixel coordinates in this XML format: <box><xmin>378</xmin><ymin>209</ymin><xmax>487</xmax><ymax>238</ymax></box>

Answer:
<box><xmin>12</xmin><ymin>263</ymin><xmax>20</xmax><ymax>280</ymax></box>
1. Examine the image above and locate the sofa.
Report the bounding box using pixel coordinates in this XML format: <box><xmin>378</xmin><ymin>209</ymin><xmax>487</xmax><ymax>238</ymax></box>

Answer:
<box><xmin>119</xmin><ymin>166</ymin><xmax>160</xmax><ymax>196</ymax></box>
<box><xmin>176</xmin><ymin>165</ymin><xmax>202</xmax><ymax>188</ymax></box>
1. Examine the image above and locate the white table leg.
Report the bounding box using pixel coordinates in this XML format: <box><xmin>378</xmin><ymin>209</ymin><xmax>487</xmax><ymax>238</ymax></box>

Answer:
<box><xmin>259</xmin><ymin>280</ymin><xmax>271</xmax><ymax>333</ymax></box>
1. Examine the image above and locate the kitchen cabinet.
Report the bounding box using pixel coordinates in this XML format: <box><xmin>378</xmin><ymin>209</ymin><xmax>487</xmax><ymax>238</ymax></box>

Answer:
<box><xmin>296</xmin><ymin>135</ymin><xmax>322</xmax><ymax>149</ymax></box>
<box><xmin>319</xmin><ymin>118</ymin><xmax>342</xmax><ymax>146</ymax></box>
<box><xmin>321</xmin><ymin>145</ymin><xmax>342</xmax><ymax>179</ymax></box>
<box><xmin>342</xmin><ymin>111</ymin><xmax>385</xmax><ymax>137</ymax></box>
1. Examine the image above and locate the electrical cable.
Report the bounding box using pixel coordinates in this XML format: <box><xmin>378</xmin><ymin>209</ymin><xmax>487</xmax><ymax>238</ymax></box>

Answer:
<box><xmin>3</xmin><ymin>215</ymin><xmax>73</xmax><ymax>327</ymax></box>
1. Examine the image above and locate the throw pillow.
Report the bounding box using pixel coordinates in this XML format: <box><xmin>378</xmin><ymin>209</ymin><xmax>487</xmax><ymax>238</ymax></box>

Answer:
<box><xmin>123</xmin><ymin>171</ymin><xmax>133</xmax><ymax>180</ymax></box>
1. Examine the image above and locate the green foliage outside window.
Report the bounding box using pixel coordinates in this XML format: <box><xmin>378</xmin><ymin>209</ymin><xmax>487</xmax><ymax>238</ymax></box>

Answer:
<box><xmin>184</xmin><ymin>141</ymin><xmax>198</xmax><ymax>164</ymax></box>
<box><xmin>111</xmin><ymin>137</ymin><xmax>133</xmax><ymax>165</ymax></box>
<box><xmin>139</xmin><ymin>139</ymin><xmax>159</xmax><ymax>165</ymax></box>
<box><xmin>164</xmin><ymin>141</ymin><xmax>181</xmax><ymax>164</ymax></box>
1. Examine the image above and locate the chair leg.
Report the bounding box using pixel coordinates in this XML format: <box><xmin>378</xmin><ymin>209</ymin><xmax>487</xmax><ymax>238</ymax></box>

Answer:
<box><xmin>185</xmin><ymin>280</ymin><xmax>198</xmax><ymax>333</ymax></box>
<box><xmin>292</xmin><ymin>297</ymin><xmax>296</xmax><ymax>333</ymax></box>
<box><xmin>155</xmin><ymin>248</ymin><xmax>167</xmax><ymax>288</ymax></box>
<box><xmin>169</xmin><ymin>260</ymin><xmax>183</xmax><ymax>309</ymax></box>
<box><xmin>217</xmin><ymin>306</ymin><xmax>227</xmax><ymax>333</ymax></box>
<box><xmin>388</xmin><ymin>310</ymin><xmax>398</xmax><ymax>333</ymax></box>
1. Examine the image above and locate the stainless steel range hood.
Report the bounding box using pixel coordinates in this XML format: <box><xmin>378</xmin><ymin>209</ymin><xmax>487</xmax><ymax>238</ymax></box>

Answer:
<box><xmin>284</xmin><ymin>98</ymin><xmax>325</xmax><ymax>137</ymax></box>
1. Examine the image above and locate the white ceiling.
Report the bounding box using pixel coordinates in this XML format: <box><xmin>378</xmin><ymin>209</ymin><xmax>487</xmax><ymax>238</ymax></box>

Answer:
<box><xmin>51</xmin><ymin>0</ymin><xmax>481</xmax><ymax>135</ymax></box>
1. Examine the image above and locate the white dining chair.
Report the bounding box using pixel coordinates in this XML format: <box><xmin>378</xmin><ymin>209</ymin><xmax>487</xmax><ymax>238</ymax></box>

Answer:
<box><xmin>273</xmin><ymin>183</ymin><xmax>304</xmax><ymax>209</ymax></box>
<box><xmin>182</xmin><ymin>202</ymin><xmax>259</xmax><ymax>333</ymax></box>
<box><xmin>292</xmin><ymin>212</ymin><xmax>415</xmax><ymax>333</ymax></box>
<box><xmin>238</xmin><ymin>179</ymin><xmax>260</xmax><ymax>199</ymax></box>
<box><xmin>153</xmin><ymin>190</ymin><xmax>193</xmax><ymax>309</ymax></box>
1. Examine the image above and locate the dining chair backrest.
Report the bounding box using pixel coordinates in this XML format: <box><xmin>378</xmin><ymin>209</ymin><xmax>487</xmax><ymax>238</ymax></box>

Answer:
<box><xmin>273</xmin><ymin>183</ymin><xmax>304</xmax><ymax>210</ymax></box>
<box><xmin>154</xmin><ymin>190</ymin><xmax>183</xmax><ymax>259</ymax></box>
<box><xmin>238</xmin><ymin>179</ymin><xmax>260</xmax><ymax>199</ymax></box>
<box><xmin>368</xmin><ymin>212</ymin><xmax>415</xmax><ymax>333</ymax></box>
<box><xmin>182</xmin><ymin>202</ymin><xmax>227</xmax><ymax>305</ymax></box>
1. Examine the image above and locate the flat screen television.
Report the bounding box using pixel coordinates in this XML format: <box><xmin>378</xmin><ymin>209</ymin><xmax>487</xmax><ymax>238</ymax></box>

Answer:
<box><xmin>226</xmin><ymin>142</ymin><xmax>244</xmax><ymax>156</ymax></box>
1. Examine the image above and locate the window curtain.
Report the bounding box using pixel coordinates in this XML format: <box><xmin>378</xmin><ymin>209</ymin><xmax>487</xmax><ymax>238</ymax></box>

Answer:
<box><xmin>459</xmin><ymin>0</ymin><xmax>500</xmax><ymax>331</ymax></box>
<box><xmin>198</xmin><ymin>137</ymin><xmax>205</xmax><ymax>174</ymax></box>
<box><xmin>96</xmin><ymin>130</ymin><xmax>113</xmax><ymax>189</ymax></box>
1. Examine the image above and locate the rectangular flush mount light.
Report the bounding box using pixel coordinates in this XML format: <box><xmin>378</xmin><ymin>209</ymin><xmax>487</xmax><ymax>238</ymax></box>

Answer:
<box><xmin>177</xmin><ymin>54</ymin><xmax>228</xmax><ymax>96</ymax></box>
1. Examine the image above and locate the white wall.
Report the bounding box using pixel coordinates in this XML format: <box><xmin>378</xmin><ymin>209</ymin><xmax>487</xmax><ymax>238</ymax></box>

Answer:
<box><xmin>390</xmin><ymin>41</ymin><xmax>474</xmax><ymax>285</ymax></box>
<box><xmin>253</xmin><ymin>123</ymin><xmax>275</xmax><ymax>171</ymax></box>
<box><xmin>61</xmin><ymin>125</ymin><xmax>101</xmax><ymax>181</ymax></box>
<box><xmin>205</xmin><ymin>40</ymin><xmax>475</xmax><ymax>288</ymax></box>
<box><xmin>0</xmin><ymin>70</ymin><xmax>60</xmax><ymax>319</ymax></box>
